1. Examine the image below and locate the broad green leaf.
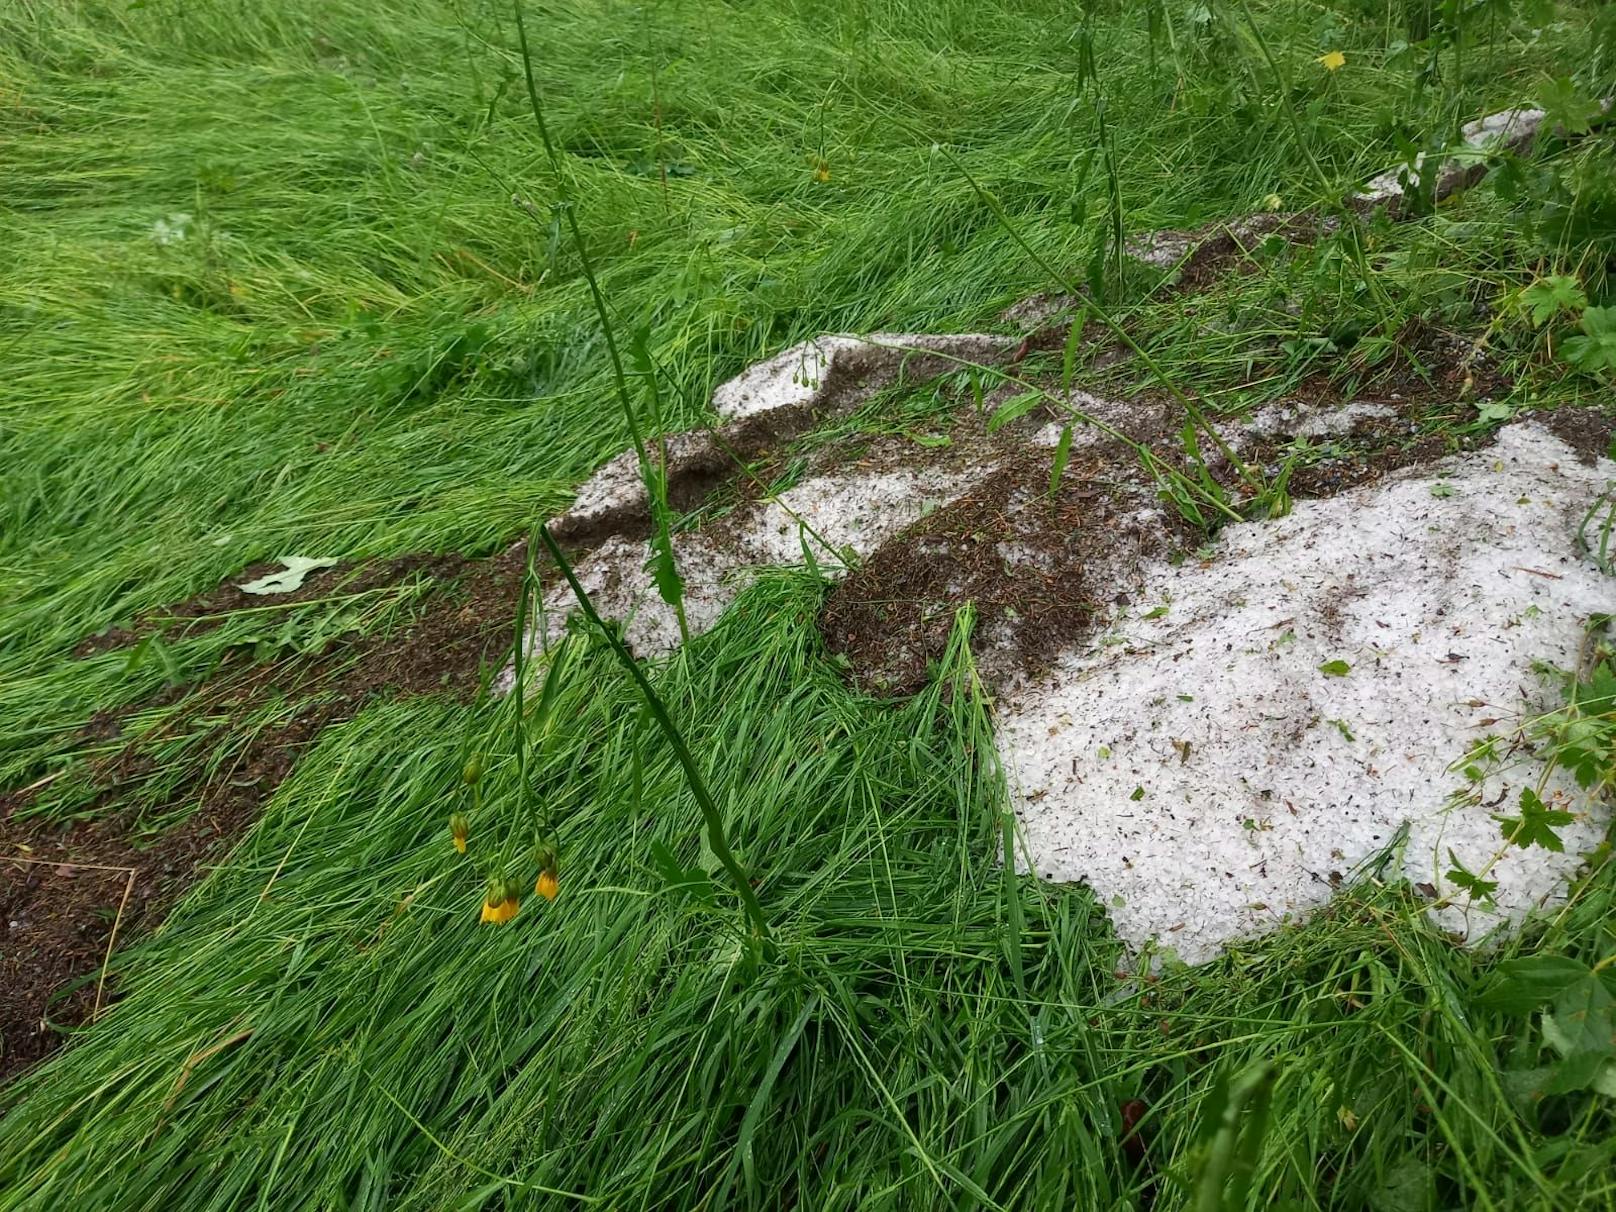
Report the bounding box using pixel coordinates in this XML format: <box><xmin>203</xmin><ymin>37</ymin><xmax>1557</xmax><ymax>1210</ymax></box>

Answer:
<box><xmin>1547</xmin><ymin>972</ymin><xmax>1616</xmax><ymax>1061</ymax></box>
<box><xmin>1318</xmin><ymin>659</ymin><xmax>1351</xmax><ymax>677</ymax></box>
<box><xmin>1476</xmin><ymin>954</ymin><xmax>1591</xmax><ymax>1015</ymax></box>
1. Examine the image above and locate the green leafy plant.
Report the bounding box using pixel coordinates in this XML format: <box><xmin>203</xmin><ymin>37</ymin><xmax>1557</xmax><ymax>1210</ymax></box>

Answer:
<box><xmin>1563</xmin><ymin>306</ymin><xmax>1616</xmax><ymax>375</ymax></box>
<box><xmin>1517</xmin><ymin>274</ymin><xmax>1587</xmax><ymax>327</ymax></box>
<box><xmin>1538</xmin><ymin>76</ymin><xmax>1605</xmax><ymax>136</ymax></box>
<box><xmin>1477</xmin><ymin>954</ymin><xmax>1616</xmax><ymax>1099</ymax></box>
<box><xmin>1494</xmin><ymin>786</ymin><xmax>1577</xmax><ymax>852</ymax></box>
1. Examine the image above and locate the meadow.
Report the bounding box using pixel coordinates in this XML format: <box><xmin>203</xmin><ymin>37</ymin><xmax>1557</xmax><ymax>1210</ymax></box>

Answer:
<box><xmin>2</xmin><ymin>0</ymin><xmax>1615</xmax><ymax>1206</ymax></box>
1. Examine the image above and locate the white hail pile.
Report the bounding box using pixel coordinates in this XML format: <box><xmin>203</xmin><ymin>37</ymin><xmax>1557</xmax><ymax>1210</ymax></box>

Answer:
<box><xmin>712</xmin><ymin>333</ymin><xmax>1007</xmax><ymax>420</ymax></box>
<box><xmin>531</xmin><ymin>331</ymin><xmax>1011</xmax><ymax>657</ymax></box>
<box><xmin>536</xmin><ymin>463</ymin><xmax>975</xmax><ymax>656</ymax></box>
<box><xmin>997</xmin><ymin>423</ymin><xmax>1615</xmax><ymax>964</ymax></box>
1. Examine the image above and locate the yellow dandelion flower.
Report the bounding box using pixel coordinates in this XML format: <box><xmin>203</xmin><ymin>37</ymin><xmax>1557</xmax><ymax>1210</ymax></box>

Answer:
<box><xmin>1317</xmin><ymin>50</ymin><xmax>1345</xmax><ymax>72</ymax></box>
<box><xmin>535</xmin><ymin>869</ymin><xmax>559</xmax><ymax>901</ymax></box>
<box><xmin>449</xmin><ymin>812</ymin><xmax>469</xmax><ymax>855</ymax></box>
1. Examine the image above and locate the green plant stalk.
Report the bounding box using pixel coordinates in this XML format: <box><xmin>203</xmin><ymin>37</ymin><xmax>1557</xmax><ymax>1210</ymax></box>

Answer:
<box><xmin>512</xmin><ymin>0</ymin><xmax>689</xmax><ymax>644</ymax></box>
<box><xmin>857</xmin><ymin>336</ymin><xmax>1244</xmax><ymax>523</ymax></box>
<box><xmin>536</xmin><ymin>524</ymin><xmax>770</xmax><ymax>944</ymax></box>
<box><xmin>1228</xmin><ymin>0</ymin><xmax>1395</xmax><ymax>324</ymax></box>
<box><xmin>919</xmin><ymin>133</ymin><xmax>1261</xmax><ymax>493</ymax></box>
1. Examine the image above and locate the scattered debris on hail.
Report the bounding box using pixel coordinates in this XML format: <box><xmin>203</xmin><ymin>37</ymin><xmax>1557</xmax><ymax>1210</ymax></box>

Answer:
<box><xmin>997</xmin><ymin>423</ymin><xmax>1614</xmax><ymax>964</ymax></box>
<box><xmin>519</xmin><ymin>102</ymin><xmax>1616</xmax><ymax>963</ymax></box>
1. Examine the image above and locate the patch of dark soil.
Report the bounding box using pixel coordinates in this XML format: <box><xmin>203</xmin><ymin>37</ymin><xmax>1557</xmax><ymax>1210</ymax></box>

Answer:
<box><xmin>76</xmin><ymin>554</ymin><xmax>470</xmax><ymax>657</ymax></box>
<box><xmin>822</xmin><ymin>438</ymin><xmax>1200</xmax><ymax>697</ymax></box>
<box><xmin>1536</xmin><ymin>406</ymin><xmax>1616</xmax><ymax>466</ymax></box>
<box><xmin>1170</xmin><ymin>212</ymin><xmax>1336</xmax><ymax>292</ymax></box>
<box><xmin>2</xmin><ymin>543</ymin><xmax>533</xmax><ymax>1084</ymax></box>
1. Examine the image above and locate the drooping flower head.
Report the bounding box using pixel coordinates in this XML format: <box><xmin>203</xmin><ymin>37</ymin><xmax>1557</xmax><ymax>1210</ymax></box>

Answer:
<box><xmin>534</xmin><ymin>843</ymin><xmax>559</xmax><ymax>901</ymax></box>
<box><xmin>480</xmin><ymin>877</ymin><xmax>520</xmax><ymax>925</ymax></box>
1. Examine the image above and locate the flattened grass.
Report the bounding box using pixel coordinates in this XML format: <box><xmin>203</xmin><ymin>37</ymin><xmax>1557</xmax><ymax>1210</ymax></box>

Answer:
<box><xmin>3</xmin><ymin>0</ymin><xmax>1615</xmax><ymax>1206</ymax></box>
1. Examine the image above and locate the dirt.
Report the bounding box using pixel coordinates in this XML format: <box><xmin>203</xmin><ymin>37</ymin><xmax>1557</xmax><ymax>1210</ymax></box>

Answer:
<box><xmin>1167</xmin><ymin>212</ymin><xmax>1336</xmax><ymax>293</ymax></box>
<box><xmin>818</xmin><ymin>348</ymin><xmax>1529</xmax><ymax>698</ymax></box>
<box><xmin>822</xmin><ymin>447</ymin><xmax>1192</xmax><ymax>695</ymax></box>
<box><xmin>75</xmin><ymin>554</ymin><xmax>470</xmax><ymax>657</ymax></box>
<box><xmin>1</xmin><ymin>543</ymin><xmax>531</xmax><ymax>1084</ymax></box>
<box><xmin>1536</xmin><ymin>406</ymin><xmax>1616</xmax><ymax>466</ymax></box>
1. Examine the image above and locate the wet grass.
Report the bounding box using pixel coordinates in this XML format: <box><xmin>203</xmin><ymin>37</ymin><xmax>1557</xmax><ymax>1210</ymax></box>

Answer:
<box><xmin>3</xmin><ymin>0</ymin><xmax>1616</xmax><ymax>1206</ymax></box>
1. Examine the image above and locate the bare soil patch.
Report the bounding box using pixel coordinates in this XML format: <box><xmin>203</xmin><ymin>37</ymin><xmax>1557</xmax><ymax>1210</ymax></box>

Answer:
<box><xmin>2</xmin><ymin>544</ymin><xmax>530</xmax><ymax>1083</ymax></box>
<box><xmin>74</xmin><ymin>554</ymin><xmax>467</xmax><ymax>657</ymax></box>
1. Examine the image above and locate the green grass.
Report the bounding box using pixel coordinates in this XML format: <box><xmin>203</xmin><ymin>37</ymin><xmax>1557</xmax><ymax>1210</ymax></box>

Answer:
<box><xmin>3</xmin><ymin>0</ymin><xmax>1616</xmax><ymax>1206</ymax></box>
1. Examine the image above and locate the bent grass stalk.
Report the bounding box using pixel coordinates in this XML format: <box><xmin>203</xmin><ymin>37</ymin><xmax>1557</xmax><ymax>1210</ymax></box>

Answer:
<box><xmin>512</xmin><ymin>0</ymin><xmax>689</xmax><ymax>645</ymax></box>
<box><xmin>536</xmin><ymin>524</ymin><xmax>770</xmax><ymax>945</ymax></box>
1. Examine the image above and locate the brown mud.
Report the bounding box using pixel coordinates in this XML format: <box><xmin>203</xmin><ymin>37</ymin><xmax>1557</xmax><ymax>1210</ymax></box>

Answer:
<box><xmin>1</xmin><ymin>544</ymin><xmax>529</xmax><ymax>1083</ymax></box>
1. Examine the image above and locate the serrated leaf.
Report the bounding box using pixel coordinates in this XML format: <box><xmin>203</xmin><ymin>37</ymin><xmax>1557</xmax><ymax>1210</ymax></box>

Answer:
<box><xmin>1518</xmin><ymin>275</ymin><xmax>1586</xmax><ymax>327</ymax></box>
<box><xmin>237</xmin><ymin>556</ymin><xmax>339</xmax><ymax>595</ymax></box>
<box><xmin>1538</xmin><ymin>76</ymin><xmax>1604</xmax><ymax>135</ymax></box>
<box><xmin>642</xmin><ymin>488</ymin><xmax>685</xmax><ymax>614</ymax></box>
<box><xmin>1445</xmin><ymin>850</ymin><xmax>1498</xmax><ymax>901</ymax></box>
<box><xmin>647</xmin><ymin>529</ymin><xmax>685</xmax><ymax>611</ymax></box>
<box><xmin>1563</xmin><ymin>306</ymin><xmax>1616</xmax><ymax>374</ymax></box>
<box><xmin>1580</xmin><ymin>662</ymin><xmax>1616</xmax><ymax>713</ymax></box>
<box><xmin>1495</xmin><ymin>786</ymin><xmax>1576</xmax><ymax>851</ymax></box>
